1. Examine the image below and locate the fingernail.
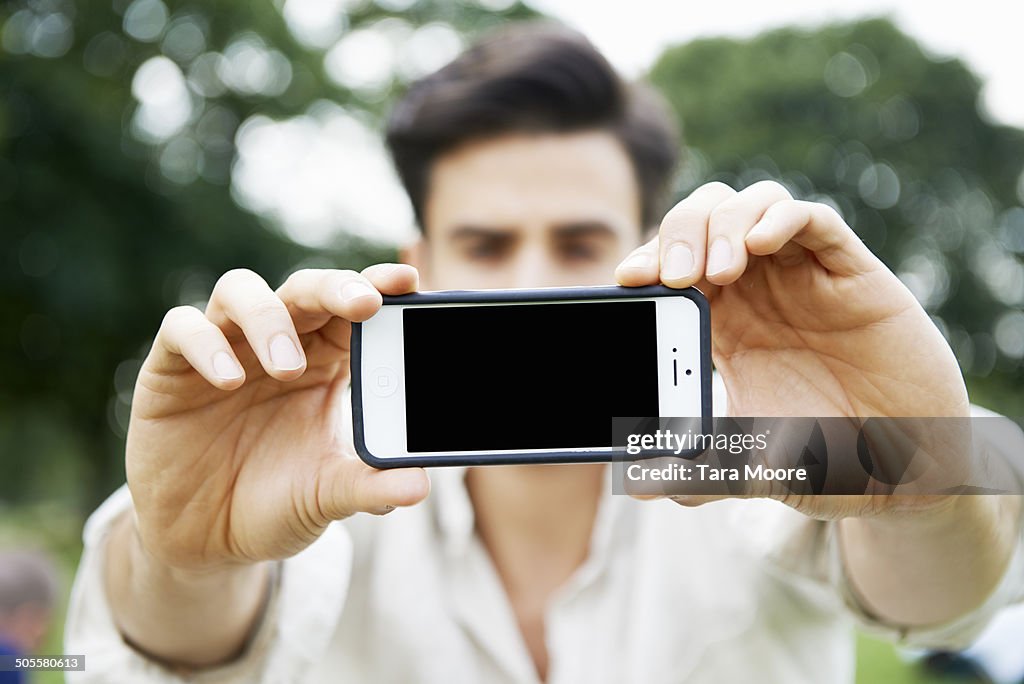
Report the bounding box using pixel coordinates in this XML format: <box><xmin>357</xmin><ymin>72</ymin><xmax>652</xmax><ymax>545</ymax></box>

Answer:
<box><xmin>706</xmin><ymin>239</ymin><xmax>733</xmax><ymax>276</ymax></box>
<box><xmin>661</xmin><ymin>244</ymin><xmax>695</xmax><ymax>281</ymax></box>
<box><xmin>747</xmin><ymin>217</ymin><xmax>773</xmax><ymax>240</ymax></box>
<box><xmin>618</xmin><ymin>252</ymin><xmax>654</xmax><ymax>271</ymax></box>
<box><xmin>370</xmin><ymin>504</ymin><xmax>396</xmax><ymax>515</ymax></box>
<box><xmin>212</xmin><ymin>351</ymin><xmax>242</xmax><ymax>380</ymax></box>
<box><xmin>269</xmin><ymin>334</ymin><xmax>303</xmax><ymax>371</ymax></box>
<box><xmin>342</xmin><ymin>280</ymin><xmax>379</xmax><ymax>302</ymax></box>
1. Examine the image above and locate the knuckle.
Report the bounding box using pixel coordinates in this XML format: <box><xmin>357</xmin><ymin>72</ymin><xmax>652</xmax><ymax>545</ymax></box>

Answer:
<box><xmin>334</xmin><ymin>269</ymin><xmax>360</xmax><ymax>282</ymax></box>
<box><xmin>752</xmin><ymin>179</ymin><xmax>792</xmax><ymax>199</ymax></box>
<box><xmin>360</xmin><ymin>263</ymin><xmax>386</xmax><ymax>278</ymax></box>
<box><xmin>761</xmin><ymin>199</ymin><xmax>794</xmax><ymax>221</ymax></box>
<box><xmin>697</xmin><ymin>181</ymin><xmax>735</xmax><ymax>196</ymax></box>
<box><xmin>283</xmin><ymin>268</ymin><xmax>318</xmax><ymax>287</ymax></box>
<box><xmin>216</xmin><ymin>267</ymin><xmax>261</xmax><ymax>292</ymax></box>
<box><xmin>161</xmin><ymin>305</ymin><xmax>200</xmax><ymax>330</ymax></box>
<box><xmin>337</xmin><ymin>272</ymin><xmax>376</xmax><ymax>297</ymax></box>
<box><xmin>180</xmin><ymin>323</ymin><xmax>212</xmax><ymax>347</ymax></box>
<box><xmin>245</xmin><ymin>297</ymin><xmax>288</xmax><ymax>322</ymax></box>
<box><xmin>278</xmin><ymin>268</ymin><xmax>320</xmax><ymax>298</ymax></box>
<box><xmin>816</xmin><ymin>202</ymin><xmax>845</xmax><ymax>225</ymax></box>
<box><xmin>661</xmin><ymin>204</ymin><xmax>711</xmax><ymax>234</ymax></box>
<box><xmin>362</xmin><ymin>262</ymin><xmax>401</xmax><ymax>275</ymax></box>
<box><xmin>707</xmin><ymin>203</ymin><xmax>744</xmax><ymax>230</ymax></box>
<box><xmin>325</xmin><ymin>269</ymin><xmax>359</xmax><ymax>291</ymax></box>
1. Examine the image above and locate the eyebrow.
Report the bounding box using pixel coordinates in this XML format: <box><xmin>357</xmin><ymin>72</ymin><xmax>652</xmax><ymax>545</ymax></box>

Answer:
<box><xmin>447</xmin><ymin>226</ymin><xmax>516</xmax><ymax>241</ymax></box>
<box><xmin>447</xmin><ymin>221</ymin><xmax>618</xmax><ymax>241</ymax></box>
<box><xmin>551</xmin><ymin>221</ymin><xmax>618</xmax><ymax>240</ymax></box>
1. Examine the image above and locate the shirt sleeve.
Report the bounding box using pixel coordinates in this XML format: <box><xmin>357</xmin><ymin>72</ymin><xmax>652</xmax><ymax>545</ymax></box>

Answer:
<box><xmin>826</xmin><ymin>410</ymin><xmax>1024</xmax><ymax>650</ymax></box>
<box><xmin>65</xmin><ymin>485</ymin><xmax>354</xmax><ymax>683</ymax></box>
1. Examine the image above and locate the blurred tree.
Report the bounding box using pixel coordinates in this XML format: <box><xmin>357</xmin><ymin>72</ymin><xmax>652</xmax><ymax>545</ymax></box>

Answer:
<box><xmin>650</xmin><ymin>18</ymin><xmax>1024</xmax><ymax>414</ymax></box>
<box><xmin>3</xmin><ymin>9</ymin><xmax>1020</xmax><ymax>513</ymax></box>
<box><xmin>0</xmin><ymin>0</ymin><xmax>536</xmax><ymax>510</ymax></box>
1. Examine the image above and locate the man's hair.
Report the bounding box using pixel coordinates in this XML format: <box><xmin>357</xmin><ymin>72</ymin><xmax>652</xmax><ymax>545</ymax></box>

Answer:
<box><xmin>386</xmin><ymin>21</ymin><xmax>680</xmax><ymax>231</ymax></box>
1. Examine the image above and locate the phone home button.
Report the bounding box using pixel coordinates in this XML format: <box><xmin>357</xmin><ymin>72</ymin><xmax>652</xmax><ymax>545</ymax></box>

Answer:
<box><xmin>370</xmin><ymin>366</ymin><xmax>399</xmax><ymax>398</ymax></box>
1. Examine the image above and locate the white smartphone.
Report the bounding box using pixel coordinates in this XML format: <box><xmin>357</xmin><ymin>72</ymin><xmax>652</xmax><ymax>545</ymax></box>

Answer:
<box><xmin>350</xmin><ymin>285</ymin><xmax>711</xmax><ymax>467</ymax></box>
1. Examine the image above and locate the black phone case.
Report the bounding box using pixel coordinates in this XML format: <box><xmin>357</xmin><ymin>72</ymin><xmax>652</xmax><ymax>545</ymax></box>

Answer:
<box><xmin>350</xmin><ymin>285</ymin><xmax>712</xmax><ymax>468</ymax></box>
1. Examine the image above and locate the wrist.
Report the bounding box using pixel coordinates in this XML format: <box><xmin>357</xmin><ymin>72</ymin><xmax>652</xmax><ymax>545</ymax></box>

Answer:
<box><xmin>122</xmin><ymin>513</ymin><xmax>269</xmax><ymax>594</ymax></box>
<box><xmin>108</xmin><ymin>512</ymin><xmax>274</xmax><ymax>667</ymax></box>
<box><xmin>839</xmin><ymin>494</ymin><xmax>1020</xmax><ymax>625</ymax></box>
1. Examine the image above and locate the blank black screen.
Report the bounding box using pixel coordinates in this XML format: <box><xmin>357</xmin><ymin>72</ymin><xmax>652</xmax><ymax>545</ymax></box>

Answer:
<box><xmin>403</xmin><ymin>301</ymin><xmax>658</xmax><ymax>452</ymax></box>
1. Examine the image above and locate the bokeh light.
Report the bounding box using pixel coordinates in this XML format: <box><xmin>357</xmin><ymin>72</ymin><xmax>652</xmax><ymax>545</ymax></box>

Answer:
<box><xmin>282</xmin><ymin>0</ymin><xmax>349</xmax><ymax>50</ymax></box>
<box><xmin>122</xmin><ymin>0</ymin><xmax>168</xmax><ymax>43</ymax></box>
<box><xmin>131</xmin><ymin>55</ymin><xmax>192</xmax><ymax>141</ymax></box>
<box><xmin>231</xmin><ymin>102</ymin><xmax>415</xmax><ymax>246</ymax></box>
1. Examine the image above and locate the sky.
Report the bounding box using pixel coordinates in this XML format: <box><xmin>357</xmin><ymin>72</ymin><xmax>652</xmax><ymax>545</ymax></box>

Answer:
<box><xmin>535</xmin><ymin>0</ymin><xmax>1024</xmax><ymax>128</ymax></box>
<box><xmin>227</xmin><ymin>0</ymin><xmax>1024</xmax><ymax>248</ymax></box>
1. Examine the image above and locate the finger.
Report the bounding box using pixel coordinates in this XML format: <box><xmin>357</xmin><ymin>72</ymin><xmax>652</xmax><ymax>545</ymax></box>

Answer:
<box><xmin>658</xmin><ymin>181</ymin><xmax>737</xmax><ymax>288</ymax></box>
<box><xmin>150</xmin><ymin>306</ymin><xmax>246</xmax><ymax>390</ymax></box>
<box><xmin>627</xmin><ymin>493</ymin><xmax>665</xmax><ymax>501</ymax></box>
<box><xmin>317</xmin><ymin>458</ymin><xmax>431</xmax><ymax>520</ymax></box>
<box><xmin>704</xmin><ymin>180</ymin><xmax>792</xmax><ymax>285</ymax></box>
<box><xmin>614</xmin><ymin>236</ymin><xmax>659</xmax><ymax>286</ymax></box>
<box><xmin>361</xmin><ymin>263</ymin><xmax>420</xmax><ymax>295</ymax></box>
<box><xmin>745</xmin><ymin>200</ymin><xmax>882</xmax><ymax>277</ymax></box>
<box><xmin>277</xmin><ymin>269</ymin><xmax>383</xmax><ymax>327</ymax></box>
<box><xmin>206</xmin><ymin>269</ymin><xmax>306</xmax><ymax>380</ymax></box>
<box><xmin>278</xmin><ymin>264</ymin><xmax>418</xmax><ymax>352</ymax></box>
<box><xmin>669</xmin><ymin>494</ymin><xmax>732</xmax><ymax>507</ymax></box>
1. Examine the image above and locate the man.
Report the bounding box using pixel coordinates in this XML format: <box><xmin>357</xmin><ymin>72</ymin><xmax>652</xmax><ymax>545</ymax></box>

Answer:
<box><xmin>0</xmin><ymin>550</ymin><xmax>58</xmax><ymax>684</ymax></box>
<box><xmin>66</xmin><ymin>22</ymin><xmax>1023</xmax><ymax>683</ymax></box>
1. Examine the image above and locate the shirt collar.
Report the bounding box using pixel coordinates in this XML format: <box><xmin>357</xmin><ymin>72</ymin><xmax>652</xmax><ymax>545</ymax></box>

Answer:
<box><xmin>430</xmin><ymin>466</ymin><xmax>476</xmax><ymax>558</ymax></box>
<box><xmin>429</xmin><ymin>463</ymin><xmax>635</xmax><ymax>564</ymax></box>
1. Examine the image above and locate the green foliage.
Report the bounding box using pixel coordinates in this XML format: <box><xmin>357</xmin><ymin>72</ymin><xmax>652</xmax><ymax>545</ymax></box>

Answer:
<box><xmin>2</xmin><ymin>8</ymin><xmax>1021</xmax><ymax>511</ymax></box>
<box><xmin>0</xmin><ymin>0</ymin><xmax>536</xmax><ymax>510</ymax></box>
<box><xmin>650</xmin><ymin>18</ymin><xmax>1024</xmax><ymax>413</ymax></box>
<box><xmin>0</xmin><ymin>11</ymin><xmax>1016</xmax><ymax>681</ymax></box>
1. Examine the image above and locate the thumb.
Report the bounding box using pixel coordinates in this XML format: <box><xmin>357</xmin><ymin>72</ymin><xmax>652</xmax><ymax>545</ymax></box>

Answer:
<box><xmin>316</xmin><ymin>458</ymin><xmax>431</xmax><ymax>520</ymax></box>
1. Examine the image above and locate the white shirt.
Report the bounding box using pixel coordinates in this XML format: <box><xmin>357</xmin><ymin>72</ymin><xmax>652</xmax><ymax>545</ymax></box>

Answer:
<box><xmin>65</xmin><ymin>398</ymin><xmax>1024</xmax><ymax>684</ymax></box>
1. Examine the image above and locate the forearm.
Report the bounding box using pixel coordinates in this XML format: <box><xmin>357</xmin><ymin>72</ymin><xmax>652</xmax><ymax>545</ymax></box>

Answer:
<box><xmin>839</xmin><ymin>495</ymin><xmax>1021</xmax><ymax>627</ymax></box>
<box><xmin>105</xmin><ymin>511</ymin><xmax>272</xmax><ymax>668</ymax></box>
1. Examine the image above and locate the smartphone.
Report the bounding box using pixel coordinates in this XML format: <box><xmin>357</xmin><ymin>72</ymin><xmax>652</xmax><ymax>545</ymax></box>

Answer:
<box><xmin>350</xmin><ymin>285</ymin><xmax>711</xmax><ymax>468</ymax></box>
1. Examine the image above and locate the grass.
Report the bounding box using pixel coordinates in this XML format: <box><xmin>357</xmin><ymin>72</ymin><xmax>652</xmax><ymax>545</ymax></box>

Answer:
<box><xmin>855</xmin><ymin>633</ymin><xmax>956</xmax><ymax>684</ymax></box>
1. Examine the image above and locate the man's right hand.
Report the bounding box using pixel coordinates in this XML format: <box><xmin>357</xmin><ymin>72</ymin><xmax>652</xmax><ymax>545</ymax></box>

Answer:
<box><xmin>101</xmin><ymin>265</ymin><xmax>429</xmax><ymax>668</ymax></box>
<box><xmin>127</xmin><ymin>264</ymin><xmax>430</xmax><ymax>571</ymax></box>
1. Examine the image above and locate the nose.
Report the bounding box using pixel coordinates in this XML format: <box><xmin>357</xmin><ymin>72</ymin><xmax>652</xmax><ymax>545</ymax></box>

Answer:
<box><xmin>509</xmin><ymin>241</ymin><xmax>562</xmax><ymax>289</ymax></box>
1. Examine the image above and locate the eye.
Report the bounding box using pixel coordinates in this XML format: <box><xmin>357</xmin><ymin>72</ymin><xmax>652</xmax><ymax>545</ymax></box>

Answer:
<box><xmin>464</xmin><ymin>238</ymin><xmax>511</xmax><ymax>261</ymax></box>
<box><xmin>559</xmin><ymin>240</ymin><xmax>601</xmax><ymax>263</ymax></box>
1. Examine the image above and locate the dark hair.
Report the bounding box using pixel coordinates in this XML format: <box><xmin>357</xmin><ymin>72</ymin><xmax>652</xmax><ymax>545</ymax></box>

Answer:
<box><xmin>385</xmin><ymin>21</ymin><xmax>680</xmax><ymax>231</ymax></box>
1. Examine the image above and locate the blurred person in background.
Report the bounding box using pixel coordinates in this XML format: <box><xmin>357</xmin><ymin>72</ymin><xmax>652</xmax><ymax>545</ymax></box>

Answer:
<box><xmin>0</xmin><ymin>550</ymin><xmax>58</xmax><ymax>684</ymax></box>
<box><xmin>62</xmin><ymin>21</ymin><xmax>1024</xmax><ymax>684</ymax></box>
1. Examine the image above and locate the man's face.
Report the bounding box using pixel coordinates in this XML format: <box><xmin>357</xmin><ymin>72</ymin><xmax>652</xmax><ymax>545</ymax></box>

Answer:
<box><xmin>410</xmin><ymin>130</ymin><xmax>644</xmax><ymax>289</ymax></box>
